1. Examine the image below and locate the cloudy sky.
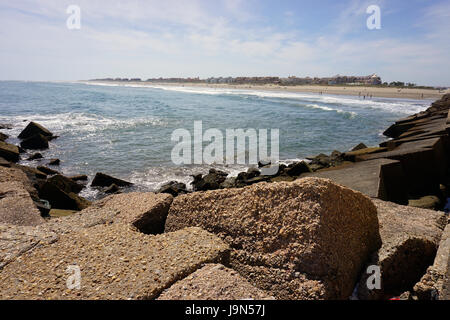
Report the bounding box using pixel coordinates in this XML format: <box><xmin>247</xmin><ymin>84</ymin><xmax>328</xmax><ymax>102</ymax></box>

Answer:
<box><xmin>0</xmin><ymin>0</ymin><xmax>449</xmax><ymax>86</ymax></box>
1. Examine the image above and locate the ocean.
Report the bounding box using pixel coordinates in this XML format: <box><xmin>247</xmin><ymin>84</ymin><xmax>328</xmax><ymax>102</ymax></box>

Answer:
<box><xmin>0</xmin><ymin>81</ymin><xmax>432</xmax><ymax>200</ymax></box>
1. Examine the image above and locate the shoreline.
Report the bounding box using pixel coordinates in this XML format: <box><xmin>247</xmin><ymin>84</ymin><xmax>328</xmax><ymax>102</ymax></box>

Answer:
<box><xmin>85</xmin><ymin>80</ymin><xmax>449</xmax><ymax>100</ymax></box>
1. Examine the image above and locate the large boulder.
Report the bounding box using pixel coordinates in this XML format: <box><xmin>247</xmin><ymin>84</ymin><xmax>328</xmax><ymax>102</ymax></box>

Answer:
<box><xmin>38</xmin><ymin>181</ymin><xmax>90</xmax><ymax>211</ymax></box>
<box><xmin>18</xmin><ymin>122</ymin><xmax>53</xmax><ymax>140</ymax></box>
<box><xmin>0</xmin><ymin>225</ymin><xmax>230</xmax><ymax>300</ymax></box>
<box><xmin>158</xmin><ymin>264</ymin><xmax>275</xmax><ymax>300</ymax></box>
<box><xmin>357</xmin><ymin>199</ymin><xmax>446</xmax><ymax>300</ymax></box>
<box><xmin>413</xmin><ymin>223</ymin><xmax>450</xmax><ymax>300</ymax></box>
<box><xmin>157</xmin><ymin>181</ymin><xmax>189</xmax><ymax>197</ymax></box>
<box><xmin>91</xmin><ymin>172</ymin><xmax>133</xmax><ymax>188</ymax></box>
<box><xmin>0</xmin><ymin>166</ymin><xmax>39</xmax><ymax>200</ymax></box>
<box><xmin>165</xmin><ymin>177</ymin><xmax>382</xmax><ymax>300</ymax></box>
<box><xmin>37</xmin><ymin>165</ymin><xmax>58</xmax><ymax>175</ymax></box>
<box><xmin>47</xmin><ymin>174</ymin><xmax>84</xmax><ymax>194</ymax></box>
<box><xmin>20</xmin><ymin>134</ymin><xmax>49</xmax><ymax>150</ymax></box>
<box><xmin>191</xmin><ymin>169</ymin><xmax>228</xmax><ymax>191</ymax></box>
<box><xmin>0</xmin><ymin>181</ymin><xmax>45</xmax><ymax>226</ymax></box>
<box><xmin>42</xmin><ymin>192</ymin><xmax>173</xmax><ymax>236</ymax></box>
<box><xmin>0</xmin><ymin>141</ymin><xmax>19</xmax><ymax>162</ymax></box>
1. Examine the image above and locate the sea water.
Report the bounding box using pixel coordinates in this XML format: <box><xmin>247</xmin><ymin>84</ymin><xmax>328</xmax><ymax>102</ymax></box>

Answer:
<box><xmin>0</xmin><ymin>81</ymin><xmax>432</xmax><ymax>199</ymax></box>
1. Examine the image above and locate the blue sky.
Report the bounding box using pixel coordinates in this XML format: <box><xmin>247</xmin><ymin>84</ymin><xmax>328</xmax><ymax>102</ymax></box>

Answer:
<box><xmin>0</xmin><ymin>0</ymin><xmax>449</xmax><ymax>86</ymax></box>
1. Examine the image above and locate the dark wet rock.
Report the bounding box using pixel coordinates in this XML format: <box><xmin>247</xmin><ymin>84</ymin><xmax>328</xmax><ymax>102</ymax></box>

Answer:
<box><xmin>14</xmin><ymin>164</ymin><xmax>47</xmax><ymax>180</ymax></box>
<box><xmin>38</xmin><ymin>181</ymin><xmax>90</xmax><ymax>211</ymax></box>
<box><xmin>47</xmin><ymin>174</ymin><xmax>84</xmax><ymax>194</ymax></box>
<box><xmin>191</xmin><ymin>169</ymin><xmax>228</xmax><ymax>191</ymax></box>
<box><xmin>91</xmin><ymin>172</ymin><xmax>133</xmax><ymax>188</ymax></box>
<box><xmin>104</xmin><ymin>183</ymin><xmax>120</xmax><ymax>194</ymax></box>
<box><xmin>351</xmin><ymin>143</ymin><xmax>368</xmax><ymax>151</ymax></box>
<box><xmin>27</xmin><ymin>153</ymin><xmax>43</xmax><ymax>161</ymax></box>
<box><xmin>37</xmin><ymin>166</ymin><xmax>58</xmax><ymax>176</ymax></box>
<box><xmin>0</xmin><ymin>141</ymin><xmax>20</xmax><ymax>162</ymax></box>
<box><xmin>20</xmin><ymin>134</ymin><xmax>49</xmax><ymax>150</ymax></box>
<box><xmin>157</xmin><ymin>181</ymin><xmax>189</xmax><ymax>197</ymax></box>
<box><xmin>285</xmin><ymin>161</ymin><xmax>312</xmax><ymax>177</ymax></box>
<box><xmin>69</xmin><ymin>174</ymin><xmax>88</xmax><ymax>182</ymax></box>
<box><xmin>0</xmin><ymin>123</ymin><xmax>12</xmax><ymax>130</ymax></box>
<box><xmin>48</xmin><ymin>158</ymin><xmax>60</xmax><ymax>166</ymax></box>
<box><xmin>258</xmin><ymin>159</ymin><xmax>271</xmax><ymax>168</ymax></box>
<box><xmin>0</xmin><ymin>132</ymin><xmax>8</xmax><ymax>142</ymax></box>
<box><xmin>18</xmin><ymin>122</ymin><xmax>53</xmax><ymax>140</ymax></box>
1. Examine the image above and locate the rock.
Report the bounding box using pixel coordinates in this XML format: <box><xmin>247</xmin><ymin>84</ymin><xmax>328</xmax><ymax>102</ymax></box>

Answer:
<box><xmin>157</xmin><ymin>181</ymin><xmax>188</xmax><ymax>197</ymax></box>
<box><xmin>351</xmin><ymin>143</ymin><xmax>368</xmax><ymax>151</ymax></box>
<box><xmin>37</xmin><ymin>165</ymin><xmax>59</xmax><ymax>176</ymax></box>
<box><xmin>69</xmin><ymin>174</ymin><xmax>88</xmax><ymax>182</ymax></box>
<box><xmin>284</xmin><ymin>161</ymin><xmax>312</xmax><ymax>177</ymax></box>
<box><xmin>0</xmin><ymin>224</ymin><xmax>58</xmax><ymax>270</ymax></box>
<box><xmin>33</xmin><ymin>199</ymin><xmax>51</xmax><ymax>217</ymax></box>
<box><xmin>343</xmin><ymin>147</ymin><xmax>387</xmax><ymax>162</ymax></box>
<box><xmin>27</xmin><ymin>152</ymin><xmax>43</xmax><ymax>161</ymax></box>
<box><xmin>18</xmin><ymin>122</ymin><xmax>53</xmax><ymax>140</ymax></box>
<box><xmin>191</xmin><ymin>169</ymin><xmax>228</xmax><ymax>191</ymax></box>
<box><xmin>0</xmin><ymin>123</ymin><xmax>12</xmax><ymax>130</ymax></box>
<box><xmin>91</xmin><ymin>172</ymin><xmax>133</xmax><ymax>188</ymax></box>
<box><xmin>0</xmin><ymin>166</ymin><xmax>39</xmax><ymax>201</ymax></box>
<box><xmin>49</xmin><ymin>209</ymin><xmax>78</xmax><ymax>218</ymax></box>
<box><xmin>220</xmin><ymin>177</ymin><xmax>239</xmax><ymax>189</ymax></box>
<box><xmin>158</xmin><ymin>264</ymin><xmax>275</xmax><ymax>300</ymax></box>
<box><xmin>48</xmin><ymin>158</ymin><xmax>60</xmax><ymax>166</ymax></box>
<box><xmin>0</xmin><ymin>132</ymin><xmax>8</xmax><ymax>141</ymax></box>
<box><xmin>38</xmin><ymin>181</ymin><xmax>90</xmax><ymax>211</ymax></box>
<box><xmin>104</xmin><ymin>183</ymin><xmax>120</xmax><ymax>194</ymax></box>
<box><xmin>413</xmin><ymin>223</ymin><xmax>450</xmax><ymax>300</ymax></box>
<box><xmin>13</xmin><ymin>164</ymin><xmax>47</xmax><ymax>180</ymax></box>
<box><xmin>47</xmin><ymin>174</ymin><xmax>84</xmax><ymax>194</ymax></box>
<box><xmin>357</xmin><ymin>199</ymin><xmax>446</xmax><ymax>300</ymax></box>
<box><xmin>166</xmin><ymin>177</ymin><xmax>381</xmax><ymax>300</ymax></box>
<box><xmin>258</xmin><ymin>159</ymin><xmax>271</xmax><ymax>168</ymax></box>
<box><xmin>42</xmin><ymin>192</ymin><xmax>173</xmax><ymax>236</ymax></box>
<box><xmin>0</xmin><ymin>182</ymin><xmax>45</xmax><ymax>226</ymax></box>
<box><xmin>0</xmin><ymin>157</ymin><xmax>10</xmax><ymax>167</ymax></box>
<box><xmin>20</xmin><ymin>134</ymin><xmax>49</xmax><ymax>150</ymax></box>
<box><xmin>0</xmin><ymin>225</ymin><xmax>230</xmax><ymax>299</ymax></box>
<box><xmin>408</xmin><ymin>196</ymin><xmax>441</xmax><ymax>210</ymax></box>
<box><xmin>0</xmin><ymin>141</ymin><xmax>20</xmax><ymax>162</ymax></box>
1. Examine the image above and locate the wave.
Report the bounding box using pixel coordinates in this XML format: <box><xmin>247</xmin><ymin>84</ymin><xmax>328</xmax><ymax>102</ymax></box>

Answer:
<box><xmin>81</xmin><ymin>82</ymin><xmax>429</xmax><ymax>115</ymax></box>
<box><xmin>0</xmin><ymin>112</ymin><xmax>169</xmax><ymax>136</ymax></box>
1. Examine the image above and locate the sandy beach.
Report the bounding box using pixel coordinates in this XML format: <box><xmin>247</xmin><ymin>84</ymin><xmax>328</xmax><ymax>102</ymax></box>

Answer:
<box><xmin>88</xmin><ymin>81</ymin><xmax>449</xmax><ymax>100</ymax></box>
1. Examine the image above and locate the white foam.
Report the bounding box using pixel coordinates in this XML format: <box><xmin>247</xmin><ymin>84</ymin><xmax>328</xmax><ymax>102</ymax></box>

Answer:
<box><xmin>81</xmin><ymin>82</ymin><xmax>429</xmax><ymax>115</ymax></box>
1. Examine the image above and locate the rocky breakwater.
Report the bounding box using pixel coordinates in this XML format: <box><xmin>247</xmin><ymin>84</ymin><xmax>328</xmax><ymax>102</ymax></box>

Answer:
<box><xmin>302</xmin><ymin>93</ymin><xmax>450</xmax><ymax>209</ymax></box>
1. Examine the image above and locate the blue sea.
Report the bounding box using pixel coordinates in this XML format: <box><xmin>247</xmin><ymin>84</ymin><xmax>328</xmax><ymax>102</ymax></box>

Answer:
<box><xmin>0</xmin><ymin>81</ymin><xmax>432</xmax><ymax>199</ymax></box>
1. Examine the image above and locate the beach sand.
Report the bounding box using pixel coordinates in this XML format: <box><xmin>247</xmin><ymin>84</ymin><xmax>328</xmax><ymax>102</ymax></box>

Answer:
<box><xmin>88</xmin><ymin>81</ymin><xmax>449</xmax><ymax>100</ymax></box>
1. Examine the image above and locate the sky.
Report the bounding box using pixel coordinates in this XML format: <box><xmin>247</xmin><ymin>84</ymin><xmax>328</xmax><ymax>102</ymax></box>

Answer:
<box><xmin>0</xmin><ymin>0</ymin><xmax>449</xmax><ymax>86</ymax></box>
